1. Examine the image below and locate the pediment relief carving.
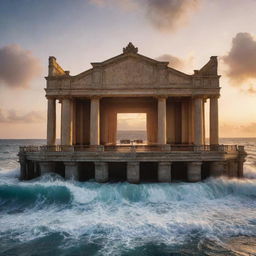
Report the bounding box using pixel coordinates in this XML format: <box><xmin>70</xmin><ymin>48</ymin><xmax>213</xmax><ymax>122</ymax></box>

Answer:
<box><xmin>103</xmin><ymin>57</ymin><xmax>156</xmax><ymax>85</ymax></box>
<box><xmin>69</xmin><ymin>56</ymin><xmax>192</xmax><ymax>89</ymax></box>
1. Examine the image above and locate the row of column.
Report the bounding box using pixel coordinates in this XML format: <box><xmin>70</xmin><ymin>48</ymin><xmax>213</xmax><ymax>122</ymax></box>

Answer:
<box><xmin>39</xmin><ymin>161</ymin><xmax>225</xmax><ymax>183</ymax></box>
<box><xmin>157</xmin><ymin>96</ymin><xmax>219</xmax><ymax>145</ymax></box>
<box><xmin>47</xmin><ymin>95</ymin><xmax>219</xmax><ymax>146</ymax></box>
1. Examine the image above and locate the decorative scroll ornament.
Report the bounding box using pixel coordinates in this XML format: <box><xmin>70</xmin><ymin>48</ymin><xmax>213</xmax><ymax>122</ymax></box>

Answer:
<box><xmin>123</xmin><ymin>42</ymin><xmax>138</xmax><ymax>54</ymax></box>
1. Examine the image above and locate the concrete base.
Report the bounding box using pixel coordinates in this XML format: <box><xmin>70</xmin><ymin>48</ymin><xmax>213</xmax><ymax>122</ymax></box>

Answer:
<box><xmin>187</xmin><ymin>162</ymin><xmax>202</xmax><ymax>182</ymax></box>
<box><xmin>127</xmin><ymin>162</ymin><xmax>140</xmax><ymax>184</ymax></box>
<box><xmin>65</xmin><ymin>162</ymin><xmax>79</xmax><ymax>180</ymax></box>
<box><xmin>210</xmin><ymin>161</ymin><xmax>225</xmax><ymax>177</ymax></box>
<box><xmin>158</xmin><ymin>161</ymin><xmax>171</xmax><ymax>182</ymax></box>
<box><xmin>95</xmin><ymin>162</ymin><xmax>108</xmax><ymax>183</ymax></box>
<box><xmin>39</xmin><ymin>162</ymin><xmax>55</xmax><ymax>175</ymax></box>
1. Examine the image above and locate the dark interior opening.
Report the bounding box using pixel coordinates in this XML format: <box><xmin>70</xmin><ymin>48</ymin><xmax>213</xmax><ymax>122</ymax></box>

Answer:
<box><xmin>108</xmin><ymin>162</ymin><xmax>127</xmax><ymax>181</ymax></box>
<box><xmin>201</xmin><ymin>162</ymin><xmax>211</xmax><ymax>180</ymax></box>
<box><xmin>78</xmin><ymin>162</ymin><xmax>95</xmax><ymax>181</ymax></box>
<box><xmin>26</xmin><ymin>160</ymin><xmax>36</xmax><ymax>180</ymax></box>
<box><xmin>171</xmin><ymin>162</ymin><xmax>187</xmax><ymax>181</ymax></box>
<box><xmin>140</xmin><ymin>162</ymin><xmax>158</xmax><ymax>182</ymax></box>
<box><xmin>55</xmin><ymin>162</ymin><xmax>65</xmax><ymax>178</ymax></box>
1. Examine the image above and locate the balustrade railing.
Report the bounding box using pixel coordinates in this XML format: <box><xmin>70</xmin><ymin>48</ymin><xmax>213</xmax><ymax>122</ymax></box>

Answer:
<box><xmin>20</xmin><ymin>144</ymin><xmax>243</xmax><ymax>153</ymax></box>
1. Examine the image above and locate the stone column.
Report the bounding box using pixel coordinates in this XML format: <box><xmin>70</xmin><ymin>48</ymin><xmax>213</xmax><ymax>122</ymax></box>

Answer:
<box><xmin>95</xmin><ymin>162</ymin><xmax>108</xmax><ymax>182</ymax></box>
<box><xmin>210</xmin><ymin>161</ymin><xmax>225</xmax><ymax>177</ymax></box>
<box><xmin>158</xmin><ymin>162</ymin><xmax>172</xmax><ymax>182</ymax></box>
<box><xmin>47</xmin><ymin>98</ymin><xmax>56</xmax><ymax>145</ymax></box>
<box><xmin>127</xmin><ymin>162</ymin><xmax>140</xmax><ymax>183</ymax></box>
<box><xmin>39</xmin><ymin>162</ymin><xmax>55</xmax><ymax>175</ymax></box>
<box><xmin>181</xmin><ymin>102</ymin><xmax>189</xmax><ymax>144</ymax></box>
<box><xmin>194</xmin><ymin>97</ymin><xmax>203</xmax><ymax>145</ymax></box>
<box><xmin>90</xmin><ymin>97</ymin><xmax>100</xmax><ymax>145</ymax></box>
<box><xmin>210</xmin><ymin>96</ymin><xmax>219</xmax><ymax>145</ymax></box>
<box><xmin>187</xmin><ymin>162</ymin><xmax>202</xmax><ymax>182</ymax></box>
<box><xmin>61</xmin><ymin>98</ymin><xmax>72</xmax><ymax>145</ymax></box>
<box><xmin>157</xmin><ymin>97</ymin><xmax>167</xmax><ymax>144</ymax></box>
<box><xmin>65</xmin><ymin>162</ymin><xmax>79</xmax><ymax>180</ymax></box>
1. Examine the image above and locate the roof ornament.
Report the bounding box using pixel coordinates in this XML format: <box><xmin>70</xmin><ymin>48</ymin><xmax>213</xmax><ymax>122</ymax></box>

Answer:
<box><xmin>123</xmin><ymin>42</ymin><xmax>138</xmax><ymax>54</ymax></box>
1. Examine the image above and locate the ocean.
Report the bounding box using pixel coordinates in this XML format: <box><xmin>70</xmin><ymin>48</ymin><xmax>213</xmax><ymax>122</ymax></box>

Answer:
<box><xmin>0</xmin><ymin>137</ymin><xmax>256</xmax><ymax>256</ymax></box>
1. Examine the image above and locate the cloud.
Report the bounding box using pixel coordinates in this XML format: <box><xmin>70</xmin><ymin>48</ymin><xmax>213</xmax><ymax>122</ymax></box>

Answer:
<box><xmin>0</xmin><ymin>44</ymin><xmax>42</xmax><ymax>89</ymax></box>
<box><xmin>90</xmin><ymin>0</ymin><xmax>201</xmax><ymax>31</ymax></box>
<box><xmin>144</xmin><ymin>0</ymin><xmax>201</xmax><ymax>31</ymax></box>
<box><xmin>223</xmin><ymin>32</ymin><xmax>256</xmax><ymax>85</ymax></box>
<box><xmin>220</xmin><ymin>122</ymin><xmax>256</xmax><ymax>138</ymax></box>
<box><xmin>89</xmin><ymin>0</ymin><xmax>137</xmax><ymax>10</ymax></box>
<box><xmin>117</xmin><ymin>113</ymin><xmax>146</xmax><ymax>131</ymax></box>
<box><xmin>0</xmin><ymin>109</ymin><xmax>45</xmax><ymax>123</ymax></box>
<box><xmin>156</xmin><ymin>54</ymin><xmax>194</xmax><ymax>73</ymax></box>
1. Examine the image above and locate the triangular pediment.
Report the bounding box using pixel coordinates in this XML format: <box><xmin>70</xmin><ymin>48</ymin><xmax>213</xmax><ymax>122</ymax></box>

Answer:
<box><xmin>71</xmin><ymin>43</ymin><xmax>192</xmax><ymax>87</ymax></box>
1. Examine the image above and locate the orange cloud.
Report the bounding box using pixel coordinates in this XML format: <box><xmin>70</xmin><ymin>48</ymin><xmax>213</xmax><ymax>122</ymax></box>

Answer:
<box><xmin>156</xmin><ymin>54</ymin><xmax>194</xmax><ymax>73</ymax></box>
<box><xmin>220</xmin><ymin>122</ymin><xmax>256</xmax><ymax>138</ymax></box>
<box><xmin>0</xmin><ymin>109</ymin><xmax>45</xmax><ymax>123</ymax></box>
<box><xmin>0</xmin><ymin>44</ymin><xmax>42</xmax><ymax>89</ymax></box>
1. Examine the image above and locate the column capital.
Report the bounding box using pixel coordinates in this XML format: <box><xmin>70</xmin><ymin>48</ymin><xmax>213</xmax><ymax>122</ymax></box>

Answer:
<box><xmin>209</xmin><ymin>94</ymin><xmax>220</xmax><ymax>99</ymax></box>
<box><xmin>192</xmin><ymin>95</ymin><xmax>204</xmax><ymax>99</ymax></box>
<box><xmin>46</xmin><ymin>95</ymin><xmax>56</xmax><ymax>100</ymax></box>
<box><xmin>60</xmin><ymin>96</ymin><xmax>73</xmax><ymax>100</ymax></box>
<box><xmin>156</xmin><ymin>95</ymin><xmax>168</xmax><ymax>100</ymax></box>
<box><xmin>90</xmin><ymin>95</ymin><xmax>102</xmax><ymax>100</ymax></box>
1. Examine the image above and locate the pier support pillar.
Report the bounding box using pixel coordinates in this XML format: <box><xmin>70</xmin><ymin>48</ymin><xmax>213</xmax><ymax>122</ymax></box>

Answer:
<box><xmin>158</xmin><ymin>161</ymin><xmax>172</xmax><ymax>182</ymax></box>
<box><xmin>157</xmin><ymin>97</ymin><xmax>167</xmax><ymax>144</ymax></box>
<box><xmin>194</xmin><ymin>97</ymin><xmax>203</xmax><ymax>145</ymax></box>
<box><xmin>39</xmin><ymin>162</ymin><xmax>55</xmax><ymax>175</ymax></box>
<box><xmin>210</xmin><ymin>161</ymin><xmax>225</xmax><ymax>177</ymax></box>
<box><xmin>65</xmin><ymin>162</ymin><xmax>79</xmax><ymax>180</ymax></box>
<box><xmin>90</xmin><ymin>97</ymin><xmax>100</xmax><ymax>145</ymax></box>
<box><xmin>19</xmin><ymin>156</ymin><xmax>27</xmax><ymax>180</ymax></box>
<box><xmin>187</xmin><ymin>162</ymin><xmax>202</xmax><ymax>182</ymax></box>
<box><xmin>210</xmin><ymin>96</ymin><xmax>219</xmax><ymax>145</ymax></box>
<box><xmin>47</xmin><ymin>97</ymin><xmax>56</xmax><ymax>146</ymax></box>
<box><xmin>238</xmin><ymin>159</ymin><xmax>245</xmax><ymax>178</ymax></box>
<box><xmin>95</xmin><ymin>162</ymin><xmax>108</xmax><ymax>183</ymax></box>
<box><xmin>127</xmin><ymin>162</ymin><xmax>140</xmax><ymax>184</ymax></box>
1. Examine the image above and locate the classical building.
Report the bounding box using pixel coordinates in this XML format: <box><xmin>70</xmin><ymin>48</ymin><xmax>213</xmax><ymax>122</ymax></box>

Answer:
<box><xmin>19</xmin><ymin>43</ymin><xmax>246</xmax><ymax>183</ymax></box>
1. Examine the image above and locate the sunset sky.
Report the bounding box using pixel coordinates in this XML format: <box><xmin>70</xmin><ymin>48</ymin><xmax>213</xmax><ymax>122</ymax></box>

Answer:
<box><xmin>0</xmin><ymin>0</ymin><xmax>256</xmax><ymax>138</ymax></box>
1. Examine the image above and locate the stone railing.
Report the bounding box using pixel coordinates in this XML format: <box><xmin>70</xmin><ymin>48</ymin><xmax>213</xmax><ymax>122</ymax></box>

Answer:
<box><xmin>19</xmin><ymin>144</ymin><xmax>243</xmax><ymax>153</ymax></box>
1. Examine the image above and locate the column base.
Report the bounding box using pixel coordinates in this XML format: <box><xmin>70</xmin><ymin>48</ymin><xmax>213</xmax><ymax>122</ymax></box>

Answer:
<box><xmin>187</xmin><ymin>162</ymin><xmax>202</xmax><ymax>182</ymax></box>
<box><xmin>95</xmin><ymin>162</ymin><xmax>108</xmax><ymax>183</ymax></box>
<box><xmin>158</xmin><ymin>161</ymin><xmax>171</xmax><ymax>182</ymax></box>
<box><xmin>127</xmin><ymin>162</ymin><xmax>140</xmax><ymax>184</ymax></box>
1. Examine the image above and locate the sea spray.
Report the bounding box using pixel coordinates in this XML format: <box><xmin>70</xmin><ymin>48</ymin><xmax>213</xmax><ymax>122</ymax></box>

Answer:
<box><xmin>0</xmin><ymin>138</ymin><xmax>256</xmax><ymax>255</ymax></box>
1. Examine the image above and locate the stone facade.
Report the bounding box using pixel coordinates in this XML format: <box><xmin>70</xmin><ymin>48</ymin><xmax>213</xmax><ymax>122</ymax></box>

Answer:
<box><xmin>18</xmin><ymin>43</ymin><xmax>246</xmax><ymax>183</ymax></box>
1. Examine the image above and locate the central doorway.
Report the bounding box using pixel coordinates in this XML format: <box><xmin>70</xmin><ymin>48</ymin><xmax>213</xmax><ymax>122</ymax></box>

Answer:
<box><xmin>117</xmin><ymin>113</ymin><xmax>147</xmax><ymax>144</ymax></box>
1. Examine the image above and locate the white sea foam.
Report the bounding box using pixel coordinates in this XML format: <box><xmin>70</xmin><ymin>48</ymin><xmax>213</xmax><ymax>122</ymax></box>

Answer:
<box><xmin>0</xmin><ymin>177</ymin><xmax>255</xmax><ymax>255</ymax></box>
<box><xmin>0</xmin><ymin>138</ymin><xmax>256</xmax><ymax>255</ymax></box>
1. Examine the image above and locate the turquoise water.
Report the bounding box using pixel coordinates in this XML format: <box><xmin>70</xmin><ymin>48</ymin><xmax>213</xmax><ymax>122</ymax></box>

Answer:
<box><xmin>0</xmin><ymin>139</ymin><xmax>256</xmax><ymax>255</ymax></box>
